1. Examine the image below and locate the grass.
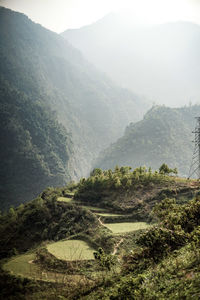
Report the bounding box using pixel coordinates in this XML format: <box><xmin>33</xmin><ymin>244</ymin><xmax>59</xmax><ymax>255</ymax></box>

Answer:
<box><xmin>47</xmin><ymin>240</ymin><xmax>95</xmax><ymax>261</ymax></box>
<box><xmin>103</xmin><ymin>222</ymin><xmax>150</xmax><ymax>234</ymax></box>
<box><xmin>57</xmin><ymin>197</ymin><xmax>73</xmax><ymax>203</ymax></box>
<box><xmin>96</xmin><ymin>213</ymin><xmax>125</xmax><ymax>217</ymax></box>
<box><xmin>79</xmin><ymin>205</ymin><xmax>106</xmax><ymax>212</ymax></box>
<box><xmin>65</xmin><ymin>192</ymin><xmax>75</xmax><ymax>196</ymax></box>
<box><xmin>3</xmin><ymin>253</ymin><xmax>39</xmax><ymax>279</ymax></box>
<box><xmin>3</xmin><ymin>253</ymin><xmax>85</xmax><ymax>283</ymax></box>
<box><xmin>56</xmin><ymin>199</ymin><xmax>106</xmax><ymax>213</ymax></box>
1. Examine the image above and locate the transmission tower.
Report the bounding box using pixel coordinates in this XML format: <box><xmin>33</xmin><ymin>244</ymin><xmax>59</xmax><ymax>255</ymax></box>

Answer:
<box><xmin>188</xmin><ymin>117</ymin><xmax>200</xmax><ymax>179</ymax></box>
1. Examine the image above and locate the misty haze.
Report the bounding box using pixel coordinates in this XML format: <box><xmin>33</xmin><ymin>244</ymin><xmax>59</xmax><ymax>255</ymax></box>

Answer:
<box><xmin>1</xmin><ymin>1</ymin><xmax>200</xmax><ymax>299</ymax></box>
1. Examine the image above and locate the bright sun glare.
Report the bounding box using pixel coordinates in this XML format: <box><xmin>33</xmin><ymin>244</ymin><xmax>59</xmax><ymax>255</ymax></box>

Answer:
<box><xmin>2</xmin><ymin>0</ymin><xmax>199</xmax><ymax>32</ymax></box>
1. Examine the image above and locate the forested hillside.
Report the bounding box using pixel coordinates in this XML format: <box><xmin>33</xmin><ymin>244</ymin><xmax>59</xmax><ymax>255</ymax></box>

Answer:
<box><xmin>95</xmin><ymin>105</ymin><xmax>199</xmax><ymax>176</ymax></box>
<box><xmin>63</xmin><ymin>14</ymin><xmax>200</xmax><ymax>107</ymax></box>
<box><xmin>0</xmin><ymin>7</ymin><xmax>147</xmax><ymax>209</ymax></box>
<box><xmin>0</xmin><ymin>78</ymin><xmax>73</xmax><ymax>210</ymax></box>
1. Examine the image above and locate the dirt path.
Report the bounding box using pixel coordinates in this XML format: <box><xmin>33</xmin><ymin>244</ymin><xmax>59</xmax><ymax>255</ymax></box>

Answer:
<box><xmin>98</xmin><ymin>217</ymin><xmax>108</xmax><ymax>228</ymax></box>
<box><xmin>98</xmin><ymin>217</ymin><xmax>124</xmax><ymax>255</ymax></box>
<box><xmin>112</xmin><ymin>238</ymin><xmax>124</xmax><ymax>255</ymax></box>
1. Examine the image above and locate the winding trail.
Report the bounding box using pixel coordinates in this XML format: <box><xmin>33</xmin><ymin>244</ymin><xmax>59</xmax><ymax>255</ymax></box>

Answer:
<box><xmin>98</xmin><ymin>217</ymin><xmax>124</xmax><ymax>255</ymax></box>
<box><xmin>98</xmin><ymin>217</ymin><xmax>107</xmax><ymax>228</ymax></box>
<box><xmin>112</xmin><ymin>238</ymin><xmax>124</xmax><ymax>255</ymax></box>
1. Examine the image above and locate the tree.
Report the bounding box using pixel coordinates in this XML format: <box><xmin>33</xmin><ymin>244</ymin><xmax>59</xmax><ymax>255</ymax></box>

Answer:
<box><xmin>93</xmin><ymin>248</ymin><xmax>116</xmax><ymax>271</ymax></box>
<box><xmin>159</xmin><ymin>163</ymin><xmax>178</xmax><ymax>175</ymax></box>
<box><xmin>90</xmin><ymin>168</ymin><xmax>103</xmax><ymax>177</ymax></box>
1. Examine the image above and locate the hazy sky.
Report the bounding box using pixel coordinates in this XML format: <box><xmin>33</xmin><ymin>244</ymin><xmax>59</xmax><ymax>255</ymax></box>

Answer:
<box><xmin>0</xmin><ymin>0</ymin><xmax>200</xmax><ymax>32</ymax></box>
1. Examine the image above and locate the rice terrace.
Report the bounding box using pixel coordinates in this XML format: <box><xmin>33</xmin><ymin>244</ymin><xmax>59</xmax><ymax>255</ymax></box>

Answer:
<box><xmin>47</xmin><ymin>240</ymin><xmax>95</xmax><ymax>261</ymax></box>
<box><xmin>2</xmin><ymin>193</ymin><xmax>152</xmax><ymax>283</ymax></box>
<box><xmin>1</xmin><ymin>166</ymin><xmax>200</xmax><ymax>299</ymax></box>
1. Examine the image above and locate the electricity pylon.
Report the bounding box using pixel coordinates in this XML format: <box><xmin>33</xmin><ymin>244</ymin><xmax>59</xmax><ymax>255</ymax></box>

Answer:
<box><xmin>188</xmin><ymin>117</ymin><xmax>200</xmax><ymax>179</ymax></box>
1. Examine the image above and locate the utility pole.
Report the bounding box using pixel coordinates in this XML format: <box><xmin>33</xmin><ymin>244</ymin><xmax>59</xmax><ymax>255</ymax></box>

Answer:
<box><xmin>188</xmin><ymin>117</ymin><xmax>200</xmax><ymax>179</ymax></box>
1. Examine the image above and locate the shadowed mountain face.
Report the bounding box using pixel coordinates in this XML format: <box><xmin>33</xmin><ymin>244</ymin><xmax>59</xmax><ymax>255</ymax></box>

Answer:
<box><xmin>95</xmin><ymin>105</ymin><xmax>200</xmax><ymax>176</ymax></box>
<box><xmin>0</xmin><ymin>7</ymin><xmax>147</xmax><ymax>209</ymax></box>
<box><xmin>62</xmin><ymin>13</ymin><xmax>200</xmax><ymax>107</ymax></box>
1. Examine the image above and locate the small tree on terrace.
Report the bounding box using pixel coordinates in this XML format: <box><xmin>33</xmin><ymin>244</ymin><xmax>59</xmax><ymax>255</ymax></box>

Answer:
<box><xmin>159</xmin><ymin>163</ymin><xmax>178</xmax><ymax>176</ymax></box>
<box><xmin>90</xmin><ymin>168</ymin><xmax>103</xmax><ymax>177</ymax></box>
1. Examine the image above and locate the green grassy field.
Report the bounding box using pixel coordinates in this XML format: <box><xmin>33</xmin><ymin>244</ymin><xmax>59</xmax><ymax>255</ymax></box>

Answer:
<box><xmin>47</xmin><ymin>240</ymin><xmax>95</xmax><ymax>261</ymax></box>
<box><xmin>3</xmin><ymin>253</ymin><xmax>39</xmax><ymax>279</ymax></box>
<box><xmin>57</xmin><ymin>196</ymin><xmax>73</xmax><ymax>203</ymax></box>
<box><xmin>56</xmin><ymin>199</ymin><xmax>106</xmax><ymax>213</ymax></box>
<box><xmin>80</xmin><ymin>205</ymin><xmax>106</xmax><ymax>212</ymax></box>
<box><xmin>104</xmin><ymin>222</ymin><xmax>150</xmax><ymax>234</ymax></box>
<box><xmin>96</xmin><ymin>213</ymin><xmax>125</xmax><ymax>217</ymax></box>
<box><xmin>3</xmin><ymin>253</ymin><xmax>84</xmax><ymax>283</ymax></box>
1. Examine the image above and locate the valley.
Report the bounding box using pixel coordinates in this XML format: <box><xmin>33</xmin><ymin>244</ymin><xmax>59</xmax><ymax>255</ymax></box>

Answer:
<box><xmin>1</xmin><ymin>3</ymin><xmax>200</xmax><ymax>299</ymax></box>
<box><xmin>0</xmin><ymin>6</ymin><xmax>148</xmax><ymax>210</ymax></box>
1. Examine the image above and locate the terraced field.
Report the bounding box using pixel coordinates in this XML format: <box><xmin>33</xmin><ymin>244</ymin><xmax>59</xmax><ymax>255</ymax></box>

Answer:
<box><xmin>3</xmin><ymin>253</ymin><xmax>84</xmax><ymax>283</ymax></box>
<box><xmin>57</xmin><ymin>196</ymin><xmax>73</xmax><ymax>203</ymax></box>
<box><xmin>57</xmin><ymin>197</ymin><xmax>106</xmax><ymax>213</ymax></box>
<box><xmin>96</xmin><ymin>213</ymin><xmax>124</xmax><ymax>217</ymax></box>
<box><xmin>103</xmin><ymin>222</ymin><xmax>150</xmax><ymax>234</ymax></box>
<box><xmin>80</xmin><ymin>205</ymin><xmax>106</xmax><ymax>212</ymax></box>
<box><xmin>47</xmin><ymin>240</ymin><xmax>95</xmax><ymax>261</ymax></box>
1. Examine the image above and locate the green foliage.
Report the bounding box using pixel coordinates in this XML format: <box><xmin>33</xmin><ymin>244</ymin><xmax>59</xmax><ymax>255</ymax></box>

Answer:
<box><xmin>159</xmin><ymin>163</ymin><xmax>178</xmax><ymax>175</ymax></box>
<box><xmin>91</xmin><ymin>195</ymin><xmax>200</xmax><ymax>299</ymax></box>
<box><xmin>153</xmin><ymin>196</ymin><xmax>200</xmax><ymax>233</ymax></box>
<box><xmin>0</xmin><ymin>6</ymin><xmax>146</xmax><ymax>210</ymax></box>
<box><xmin>0</xmin><ymin>78</ymin><xmax>72</xmax><ymax>210</ymax></box>
<box><xmin>136</xmin><ymin>226</ymin><xmax>188</xmax><ymax>261</ymax></box>
<box><xmin>0</xmin><ymin>188</ymin><xmax>98</xmax><ymax>259</ymax></box>
<box><xmin>1</xmin><ymin>179</ymin><xmax>200</xmax><ymax>299</ymax></box>
<box><xmin>93</xmin><ymin>248</ymin><xmax>116</xmax><ymax>271</ymax></box>
<box><xmin>74</xmin><ymin>165</ymin><xmax>185</xmax><ymax>221</ymax></box>
<box><xmin>96</xmin><ymin>105</ymin><xmax>200</xmax><ymax>176</ymax></box>
<box><xmin>75</xmin><ymin>165</ymin><xmax>174</xmax><ymax>204</ymax></box>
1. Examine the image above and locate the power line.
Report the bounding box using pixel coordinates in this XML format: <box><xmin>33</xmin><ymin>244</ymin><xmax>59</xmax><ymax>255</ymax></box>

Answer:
<box><xmin>188</xmin><ymin>117</ymin><xmax>200</xmax><ymax>179</ymax></box>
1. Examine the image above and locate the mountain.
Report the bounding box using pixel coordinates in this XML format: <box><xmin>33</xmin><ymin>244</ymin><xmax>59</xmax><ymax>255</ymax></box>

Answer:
<box><xmin>95</xmin><ymin>105</ymin><xmax>200</xmax><ymax>176</ymax></box>
<box><xmin>0</xmin><ymin>77</ymin><xmax>73</xmax><ymax>210</ymax></box>
<box><xmin>62</xmin><ymin>13</ymin><xmax>200</xmax><ymax>107</ymax></box>
<box><xmin>0</xmin><ymin>7</ymin><xmax>147</xmax><ymax>209</ymax></box>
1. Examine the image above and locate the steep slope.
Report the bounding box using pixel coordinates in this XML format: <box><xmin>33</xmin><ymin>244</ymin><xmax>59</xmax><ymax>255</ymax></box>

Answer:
<box><xmin>0</xmin><ymin>78</ymin><xmax>73</xmax><ymax>210</ymax></box>
<box><xmin>0</xmin><ymin>191</ymin><xmax>98</xmax><ymax>259</ymax></box>
<box><xmin>95</xmin><ymin>105</ymin><xmax>200</xmax><ymax>176</ymax></box>
<box><xmin>1</xmin><ymin>173</ymin><xmax>200</xmax><ymax>299</ymax></box>
<box><xmin>0</xmin><ymin>7</ymin><xmax>147</xmax><ymax>209</ymax></box>
<box><xmin>62</xmin><ymin>13</ymin><xmax>200</xmax><ymax>107</ymax></box>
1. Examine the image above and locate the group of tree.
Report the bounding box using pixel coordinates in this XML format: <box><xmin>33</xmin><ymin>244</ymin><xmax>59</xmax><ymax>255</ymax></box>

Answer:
<box><xmin>75</xmin><ymin>164</ymin><xmax>178</xmax><ymax>203</ymax></box>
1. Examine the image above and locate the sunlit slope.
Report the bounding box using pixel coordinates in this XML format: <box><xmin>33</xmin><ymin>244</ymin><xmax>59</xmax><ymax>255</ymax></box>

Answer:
<box><xmin>0</xmin><ymin>7</ymin><xmax>147</xmax><ymax>183</ymax></box>
<box><xmin>95</xmin><ymin>105</ymin><xmax>200</xmax><ymax>176</ymax></box>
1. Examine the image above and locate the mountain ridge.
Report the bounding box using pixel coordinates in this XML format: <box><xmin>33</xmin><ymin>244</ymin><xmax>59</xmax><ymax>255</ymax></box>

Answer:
<box><xmin>95</xmin><ymin>105</ymin><xmax>199</xmax><ymax>176</ymax></box>
<box><xmin>62</xmin><ymin>14</ymin><xmax>200</xmax><ymax>107</ymax></box>
<box><xmin>0</xmin><ymin>7</ymin><xmax>147</xmax><ymax>209</ymax></box>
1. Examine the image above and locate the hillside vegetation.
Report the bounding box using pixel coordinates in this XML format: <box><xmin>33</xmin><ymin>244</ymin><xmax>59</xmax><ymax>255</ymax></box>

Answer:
<box><xmin>95</xmin><ymin>105</ymin><xmax>200</xmax><ymax>176</ymax></box>
<box><xmin>75</xmin><ymin>165</ymin><xmax>198</xmax><ymax>219</ymax></box>
<box><xmin>0</xmin><ymin>7</ymin><xmax>147</xmax><ymax>209</ymax></box>
<box><xmin>0</xmin><ymin>190</ymin><xmax>99</xmax><ymax>259</ymax></box>
<box><xmin>0</xmin><ymin>78</ymin><xmax>73</xmax><ymax>210</ymax></box>
<box><xmin>0</xmin><ymin>167</ymin><xmax>200</xmax><ymax>299</ymax></box>
<box><xmin>86</xmin><ymin>194</ymin><xmax>200</xmax><ymax>299</ymax></box>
